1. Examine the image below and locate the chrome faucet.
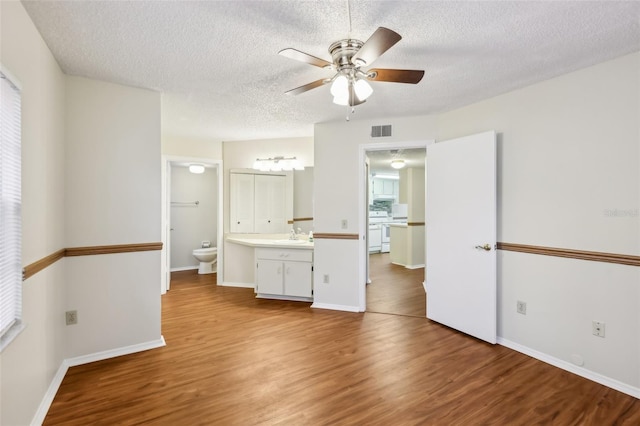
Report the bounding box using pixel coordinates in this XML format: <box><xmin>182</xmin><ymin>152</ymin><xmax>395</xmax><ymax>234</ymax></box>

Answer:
<box><xmin>289</xmin><ymin>228</ymin><xmax>297</xmax><ymax>240</ymax></box>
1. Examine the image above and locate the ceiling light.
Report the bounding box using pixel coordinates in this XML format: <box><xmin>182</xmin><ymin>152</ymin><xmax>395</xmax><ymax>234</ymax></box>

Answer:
<box><xmin>189</xmin><ymin>164</ymin><xmax>205</xmax><ymax>174</ymax></box>
<box><xmin>331</xmin><ymin>74</ymin><xmax>373</xmax><ymax>106</ymax></box>
<box><xmin>373</xmin><ymin>173</ymin><xmax>400</xmax><ymax>180</ymax></box>
<box><xmin>390</xmin><ymin>159</ymin><xmax>406</xmax><ymax>169</ymax></box>
<box><xmin>330</xmin><ymin>75</ymin><xmax>348</xmax><ymax>97</ymax></box>
<box><xmin>253</xmin><ymin>156</ymin><xmax>304</xmax><ymax>172</ymax></box>
<box><xmin>354</xmin><ymin>79</ymin><xmax>373</xmax><ymax>101</ymax></box>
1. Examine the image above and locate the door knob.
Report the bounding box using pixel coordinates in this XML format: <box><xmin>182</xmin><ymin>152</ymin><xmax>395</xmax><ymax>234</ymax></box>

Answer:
<box><xmin>475</xmin><ymin>244</ymin><xmax>492</xmax><ymax>251</ymax></box>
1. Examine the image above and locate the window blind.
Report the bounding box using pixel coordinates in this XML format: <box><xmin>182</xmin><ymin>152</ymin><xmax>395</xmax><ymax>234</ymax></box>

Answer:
<box><xmin>0</xmin><ymin>70</ymin><xmax>22</xmax><ymax>349</ymax></box>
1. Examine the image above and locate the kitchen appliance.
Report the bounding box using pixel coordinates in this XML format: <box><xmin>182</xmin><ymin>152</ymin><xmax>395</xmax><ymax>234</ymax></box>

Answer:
<box><xmin>369</xmin><ymin>223</ymin><xmax>382</xmax><ymax>253</ymax></box>
<box><xmin>381</xmin><ymin>223</ymin><xmax>391</xmax><ymax>252</ymax></box>
<box><xmin>369</xmin><ymin>211</ymin><xmax>389</xmax><ymax>253</ymax></box>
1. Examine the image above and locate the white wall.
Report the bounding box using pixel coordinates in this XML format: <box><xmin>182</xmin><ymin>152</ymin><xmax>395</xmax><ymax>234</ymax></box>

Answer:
<box><xmin>64</xmin><ymin>76</ymin><xmax>162</xmax><ymax>357</ymax></box>
<box><xmin>313</xmin><ymin>116</ymin><xmax>438</xmax><ymax>311</ymax></box>
<box><xmin>293</xmin><ymin>167</ymin><xmax>314</xmax><ymax>234</ymax></box>
<box><xmin>314</xmin><ymin>52</ymin><xmax>640</xmax><ymax>391</ymax></box>
<box><xmin>436</xmin><ymin>52</ymin><xmax>639</xmax><ymax>390</ymax></box>
<box><xmin>162</xmin><ymin>134</ymin><xmax>223</xmax><ymax>160</ymax></box>
<box><xmin>0</xmin><ymin>2</ymin><xmax>67</xmax><ymax>424</ymax></box>
<box><xmin>170</xmin><ymin>165</ymin><xmax>218</xmax><ymax>269</ymax></box>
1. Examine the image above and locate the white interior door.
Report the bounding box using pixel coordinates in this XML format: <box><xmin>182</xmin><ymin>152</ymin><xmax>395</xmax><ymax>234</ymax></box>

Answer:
<box><xmin>426</xmin><ymin>131</ymin><xmax>497</xmax><ymax>344</ymax></box>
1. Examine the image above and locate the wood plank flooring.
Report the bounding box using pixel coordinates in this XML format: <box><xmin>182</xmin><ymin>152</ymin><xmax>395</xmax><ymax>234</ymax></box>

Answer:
<box><xmin>44</xmin><ymin>270</ymin><xmax>640</xmax><ymax>425</ymax></box>
<box><xmin>366</xmin><ymin>253</ymin><xmax>425</xmax><ymax>317</ymax></box>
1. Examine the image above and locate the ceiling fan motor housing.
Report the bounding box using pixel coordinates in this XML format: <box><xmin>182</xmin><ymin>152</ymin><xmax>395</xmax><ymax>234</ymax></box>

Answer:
<box><xmin>329</xmin><ymin>39</ymin><xmax>364</xmax><ymax>71</ymax></box>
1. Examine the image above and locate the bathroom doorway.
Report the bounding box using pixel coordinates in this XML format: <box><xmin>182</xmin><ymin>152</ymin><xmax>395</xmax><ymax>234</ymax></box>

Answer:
<box><xmin>161</xmin><ymin>156</ymin><xmax>223</xmax><ymax>293</ymax></box>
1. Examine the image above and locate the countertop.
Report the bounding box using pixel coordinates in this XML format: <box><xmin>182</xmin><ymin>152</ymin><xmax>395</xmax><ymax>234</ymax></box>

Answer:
<box><xmin>226</xmin><ymin>236</ymin><xmax>314</xmax><ymax>250</ymax></box>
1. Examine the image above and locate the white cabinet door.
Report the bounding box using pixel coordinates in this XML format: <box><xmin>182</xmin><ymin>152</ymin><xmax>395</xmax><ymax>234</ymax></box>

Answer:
<box><xmin>230</xmin><ymin>173</ymin><xmax>255</xmax><ymax>233</ymax></box>
<box><xmin>254</xmin><ymin>175</ymin><xmax>287</xmax><ymax>233</ymax></box>
<box><xmin>383</xmin><ymin>179</ymin><xmax>395</xmax><ymax>195</ymax></box>
<box><xmin>284</xmin><ymin>261</ymin><xmax>312</xmax><ymax>298</ymax></box>
<box><xmin>256</xmin><ymin>259</ymin><xmax>284</xmax><ymax>295</ymax></box>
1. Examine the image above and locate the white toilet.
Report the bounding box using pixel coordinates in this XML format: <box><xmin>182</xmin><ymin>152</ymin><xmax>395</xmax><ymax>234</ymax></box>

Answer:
<box><xmin>192</xmin><ymin>247</ymin><xmax>217</xmax><ymax>274</ymax></box>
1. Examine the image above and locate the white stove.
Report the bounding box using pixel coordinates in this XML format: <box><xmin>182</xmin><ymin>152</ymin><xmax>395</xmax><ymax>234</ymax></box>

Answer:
<box><xmin>368</xmin><ymin>211</ymin><xmax>389</xmax><ymax>223</ymax></box>
<box><xmin>369</xmin><ymin>211</ymin><xmax>407</xmax><ymax>253</ymax></box>
<box><xmin>369</xmin><ymin>211</ymin><xmax>391</xmax><ymax>252</ymax></box>
<box><xmin>368</xmin><ymin>211</ymin><xmax>388</xmax><ymax>252</ymax></box>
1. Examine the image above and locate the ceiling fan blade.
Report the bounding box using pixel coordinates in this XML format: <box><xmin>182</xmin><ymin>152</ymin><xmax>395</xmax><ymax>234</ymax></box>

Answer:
<box><xmin>285</xmin><ymin>79</ymin><xmax>328</xmax><ymax>96</ymax></box>
<box><xmin>279</xmin><ymin>48</ymin><xmax>333</xmax><ymax>69</ymax></box>
<box><xmin>352</xmin><ymin>27</ymin><xmax>402</xmax><ymax>67</ymax></box>
<box><xmin>367</xmin><ymin>69</ymin><xmax>425</xmax><ymax>84</ymax></box>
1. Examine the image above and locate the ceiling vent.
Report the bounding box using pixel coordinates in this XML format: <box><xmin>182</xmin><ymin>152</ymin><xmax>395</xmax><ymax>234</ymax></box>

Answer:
<box><xmin>371</xmin><ymin>125</ymin><xmax>392</xmax><ymax>138</ymax></box>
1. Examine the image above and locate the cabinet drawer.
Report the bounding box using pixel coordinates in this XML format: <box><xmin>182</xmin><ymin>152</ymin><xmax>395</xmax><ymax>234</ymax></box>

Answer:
<box><xmin>256</xmin><ymin>248</ymin><xmax>312</xmax><ymax>263</ymax></box>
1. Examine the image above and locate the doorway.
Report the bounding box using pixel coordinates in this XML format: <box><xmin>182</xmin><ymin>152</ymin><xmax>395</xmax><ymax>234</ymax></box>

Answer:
<box><xmin>161</xmin><ymin>155</ymin><xmax>224</xmax><ymax>294</ymax></box>
<box><xmin>359</xmin><ymin>141</ymin><xmax>432</xmax><ymax>315</ymax></box>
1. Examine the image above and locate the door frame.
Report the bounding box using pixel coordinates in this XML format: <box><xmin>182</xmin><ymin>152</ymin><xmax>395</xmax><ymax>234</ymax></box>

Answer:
<box><xmin>357</xmin><ymin>139</ymin><xmax>434</xmax><ymax>312</ymax></box>
<box><xmin>161</xmin><ymin>155</ymin><xmax>224</xmax><ymax>294</ymax></box>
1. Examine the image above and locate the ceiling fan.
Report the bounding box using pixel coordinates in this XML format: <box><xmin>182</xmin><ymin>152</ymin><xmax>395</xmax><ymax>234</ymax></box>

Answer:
<box><xmin>279</xmin><ymin>26</ymin><xmax>425</xmax><ymax>108</ymax></box>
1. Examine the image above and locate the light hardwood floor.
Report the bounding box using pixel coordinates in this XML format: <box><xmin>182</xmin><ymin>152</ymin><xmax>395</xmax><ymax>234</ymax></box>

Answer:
<box><xmin>44</xmin><ymin>268</ymin><xmax>640</xmax><ymax>425</ymax></box>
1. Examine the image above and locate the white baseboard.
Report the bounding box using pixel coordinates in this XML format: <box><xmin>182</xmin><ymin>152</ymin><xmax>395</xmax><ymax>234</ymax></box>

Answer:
<box><xmin>497</xmin><ymin>337</ymin><xmax>640</xmax><ymax>399</ymax></box>
<box><xmin>31</xmin><ymin>336</ymin><xmax>166</xmax><ymax>425</ymax></box>
<box><xmin>311</xmin><ymin>302</ymin><xmax>362</xmax><ymax>312</ymax></box>
<box><xmin>256</xmin><ymin>294</ymin><xmax>313</xmax><ymax>302</ymax></box>
<box><xmin>219</xmin><ymin>281</ymin><xmax>254</xmax><ymax>289</ymax></box>
<box><xmin>390</xmin><ymin>262</ymin><xmax>425</xmax><ymax>269</ymax></box>
<box><xmin>65</xmin><ymin>336</ymin><xmax>166</xmax><ymax>367</ymax></box>
<box><xmin>170</xmin><ymin>266</ymin><xmax>198</xmax><ymax>272</ymax></box>
<box><xmin>406</xmin><ymin>263</ymin><xmax>425</xmax><ymax>269</ymax></box>
<box><xmin>31</xmin><ymin>361</ymin><xmax>70</xmax><ymax>426</ymax></box>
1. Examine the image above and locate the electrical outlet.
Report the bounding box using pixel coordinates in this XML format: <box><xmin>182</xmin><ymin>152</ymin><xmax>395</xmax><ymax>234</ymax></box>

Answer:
<box><xmin>517</xmin><ymin>300</ymin><xmax>526</xmax><ymax>315</ymax></box>
<box><xmin>65</xmin><ymin>310</ymin><xmax>78</xmax><ymax>325</ymax></box>
<box><xmin>323</xmin><ymin>274</ymin><xmax>330</xmax><ymax>284</ymax></box>
<box><xmin>341</xmin><ymin>219</ymin><xmax>348</xmax><ymax>229</ymax></box>
<box><xmin>592</xmin><ymin>321</ymin><xmax>605</xmax><ymax>338</ymax></box>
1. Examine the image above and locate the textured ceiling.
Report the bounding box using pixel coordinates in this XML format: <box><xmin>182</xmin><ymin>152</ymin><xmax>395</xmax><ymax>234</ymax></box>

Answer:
<box><xmin>22</xmin><ymin>0</ymin><xmax>640</xmax><ymax>142</ymax></box>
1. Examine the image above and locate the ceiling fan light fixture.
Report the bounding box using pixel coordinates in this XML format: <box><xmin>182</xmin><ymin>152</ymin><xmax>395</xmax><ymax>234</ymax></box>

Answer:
<box><xmin>333</xmin><ymin>94</ymin><xmax>349</xmax><ymax>106</ymax></box>
<box><xmin>354</xmin><ymin>78</ymin><xmax>373</xmax><ymax>101</ymax></box>
<box><xmin>390</xmin><ymin>159</ymin><xmax>406</xmax><ymax>169</ymax></box>
<box><xmin>330</xmin><ymin>75</ymin><xmax>348</xmax><ymax>97</ymax></box>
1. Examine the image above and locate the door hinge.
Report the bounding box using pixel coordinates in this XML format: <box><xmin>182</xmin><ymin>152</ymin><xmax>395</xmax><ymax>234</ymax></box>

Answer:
<box><xmin>311</xmin><ymin>266</ymin><xmax>314</xmax><ymax>271</ymax></box>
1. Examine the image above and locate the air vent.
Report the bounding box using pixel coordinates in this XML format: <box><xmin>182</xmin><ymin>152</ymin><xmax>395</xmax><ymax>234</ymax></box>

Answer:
<box><xmin>371</xmin><ymin>125</ymin><xmax>392</xmax><ymax>138</ymax></box>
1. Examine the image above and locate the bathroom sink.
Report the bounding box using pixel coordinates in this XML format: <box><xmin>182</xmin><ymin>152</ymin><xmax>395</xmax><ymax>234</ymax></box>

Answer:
<box><xmin>273</xmin><ymin>239</ymin><xmax>308</xmax><ymax>245</ymax></box>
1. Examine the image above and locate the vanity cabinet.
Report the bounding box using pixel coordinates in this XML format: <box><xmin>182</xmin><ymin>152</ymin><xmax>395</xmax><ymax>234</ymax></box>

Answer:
<box><xmin>255</xmin><ymin>248</ymin><xmax>313</xmax><ymax>300</ymax></box>
<box><xmin>230</xmin><ymin>172</ymin><xmax>286</xmax><ymax>233</ymax></box>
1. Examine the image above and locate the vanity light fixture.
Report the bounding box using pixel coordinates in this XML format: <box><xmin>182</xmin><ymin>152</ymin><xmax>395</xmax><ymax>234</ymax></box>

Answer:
<box><xmin>189</xmin><ymin>164</ymin><xmax>205</xmax><ymax>174</ymax></box>
<box><xmin>390</xmin><ymin>159</ymin><xmax>406</xmax><ymax>169</ymax></box>
<box><xmin>253</xmin><ymin>156</ymin><xmax>304</xmax><ymax>172</ymax></box>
